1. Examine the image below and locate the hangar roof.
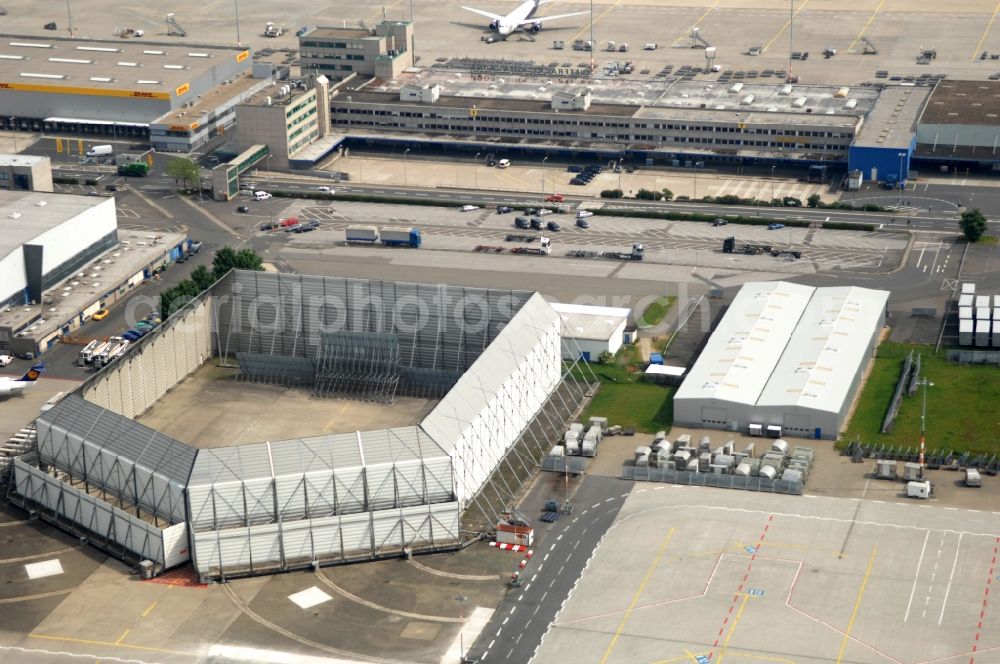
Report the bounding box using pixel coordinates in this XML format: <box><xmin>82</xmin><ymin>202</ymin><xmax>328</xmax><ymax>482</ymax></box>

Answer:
<box><xmin>675</xmin><ymin>282</ymin><xmax>888</xmax><ymax>413</ymax></box>
<box><xmin>421</xmin><ymin>292</ymin><xmax>559</xmax><ymax>450</ymax></box>
<box><xmin>550</xmin><ymin>302</ymin><xmax>629</xmax><ymax>342</ymax></box>
<box><xmin>676</xmin><ymin>281</ymin><xmax>814</xmax><ymax>406</ymax></box>
<box><xmin>0</xmin><ymin>190</ymin><xmax>110</xmax><ymax>260</ymax></box>
<box><xmin>757</xmin><ymin>286</ymin><xmax>889</xmax><ymax>413</ymax></box>
<box><xmin>0</xmin><ymin>33</ymin><xmax>249</xmax><ymax>95</ymax></box>
<box><xmin>919</xmin><ymin>80</ymin><xmax>1000</xmax><ymax>126</ymax></box>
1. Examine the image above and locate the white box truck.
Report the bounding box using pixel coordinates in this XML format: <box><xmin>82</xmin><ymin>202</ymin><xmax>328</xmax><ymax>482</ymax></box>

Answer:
<box><xmin>965</xmin><ymin>468</ymin><xmax>983</xmax><ymax>487</ymax></box>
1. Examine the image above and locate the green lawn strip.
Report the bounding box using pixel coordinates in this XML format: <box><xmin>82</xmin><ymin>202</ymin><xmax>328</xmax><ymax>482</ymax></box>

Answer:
<box><xmin>842</xmin><ymin>342</ymin><xmax>1000</xmax><ymax>455</ymax></box>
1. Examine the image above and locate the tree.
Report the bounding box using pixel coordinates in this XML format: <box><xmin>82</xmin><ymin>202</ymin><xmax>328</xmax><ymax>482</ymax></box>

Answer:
<box><xmin>661</xmin><ymin>188</ymin><xmax>673</xmax><ymax>201</ymax></box>
<box><xmin>190</xmin><ymin>265</ymin><xmax>215</xmax><ymax>291</ymax></box>
<box><xmin>807</xmin><ymin>193</ymin><xmax>822</xmax><ymax>208</ymax></box>
<box><xmin>960</xmin><ymin>208</ymin><xmax>987</xmax><ymax>242</ymax></box>
<box><xmin>600</xmin><ymin>189</ymin><xmax>624</xmax><ymax>199</ymax></box>
<box><xmin>635</xmin><ymin>188</ymin><xmax>663</xmax><ymax>201</ymax></box>
<box><xmin>212</xmin><ymin>246</ymin><xmax>264</xmax><ymax>278</ymax></box>
<box><xmin>165</xmin><ymin>157</ymin><xmax>201</xmax><ymax>190</ymax></box>
<box><xmin>598</xmin><ymin>350</ymin><xmax>614</xmax><ymax>365</ymax></box>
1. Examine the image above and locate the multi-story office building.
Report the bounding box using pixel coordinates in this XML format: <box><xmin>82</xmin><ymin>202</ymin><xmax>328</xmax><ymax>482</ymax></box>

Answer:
<box><xmin>233</xmin><ymin>76</ymin><xmax>331</xmax><ymax>169</ymax></box>
<box><xmin>299</xmin><ymin>21</ymin><xmax>413</xmax><ymax>82</ymax></box>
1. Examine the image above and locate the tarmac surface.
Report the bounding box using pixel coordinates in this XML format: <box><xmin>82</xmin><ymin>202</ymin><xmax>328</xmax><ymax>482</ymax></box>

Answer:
<box><xmin>4</xmin><ymin>0</ymin><xmax>1000</xmax><ymax>85</ymax></box>
<box><xmin>135</xmin><ymin>363</ymin><xmax>438</xmax><ymax>447</ymax></box>
<box><xmin>531</xmin><ymin>486</ymin><xmax>1000</xmax><ymax>664</ymax></box>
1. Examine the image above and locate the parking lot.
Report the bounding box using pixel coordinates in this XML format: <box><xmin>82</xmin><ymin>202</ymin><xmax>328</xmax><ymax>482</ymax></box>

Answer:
<box><xmin>534</xmin><ymin>487</ymin><xmax>1000</xmax><ymax>664</ymax></box>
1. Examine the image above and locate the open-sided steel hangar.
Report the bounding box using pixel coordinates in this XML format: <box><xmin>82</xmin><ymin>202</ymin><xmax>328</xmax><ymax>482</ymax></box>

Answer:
<box><xmin>10</xmin><ymin>271</ymin><xmax>593</xmax><ymax>579</ymax></box>
<box><xmin>673</xmin><ymin>281</ymin><xmax>888</xmax><ymax>440</ymax></box>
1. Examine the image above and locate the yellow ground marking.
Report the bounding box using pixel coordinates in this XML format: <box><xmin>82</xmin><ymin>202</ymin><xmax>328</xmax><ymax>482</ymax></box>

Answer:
<box><xmin>716</xmin><ymin>593</ymin><xmax>750</xmax><ymax>664</ymax></box>
<box><xmin>835</xmin><ymin>545</ymin><xmax>877</xmax><ymax>664</ymax></box>
<box><xmin>114</xmin><ymin>629</ymin><xmax>130</xmax><ymax>645</ymax></box>
<box><xmin>671</xmin><ymin>0</ymin><xmax>721</xmax><ymax>47</ymax></box>
<box><xmin>764</xmin><ymin>0</ymin><xmax>814</xmax><ymax>52</ymax></box>
<box><xmin>568</xmin><ymin>0</ymin><xmax>630</xmax><ymax>44</ymax></box>
<box><xmin>846</xmin><ymin>0</ymin><xmax>887</xmax><ymax>53</ymax></box>
<box><xmin>599</xmin><ymin>527</ymin><xmax>676</xmax><ymax>664</ymax></box>
<box><xmin>141</xmin><ymin>601</ymin><xmax>158</xmax><ymax>618</ymax></box>
<box><xmin>971</xmin><ymin>1</ymin><xmax>1000</xmax><ymax>61</ymax></box>
<box><xmin>29</xmin><ymin>633</ymin><xmax>195</xmax><ymax>657</ymax></box>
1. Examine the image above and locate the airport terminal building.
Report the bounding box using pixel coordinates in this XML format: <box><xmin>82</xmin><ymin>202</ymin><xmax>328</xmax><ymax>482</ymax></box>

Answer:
<box><xmin>673</xmin><ymin>281</ymin><xmax>889</xmax><ymax>440</ymax></box>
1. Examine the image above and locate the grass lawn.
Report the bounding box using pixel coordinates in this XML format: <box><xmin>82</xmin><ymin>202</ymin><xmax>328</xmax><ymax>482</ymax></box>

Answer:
<box><xmin>842</xmin><ymin>342</ymin><xmax>1000</xmax><ymax>455</ymax></box>
<box><xmin>582</xmin><ymin>383</ymin><xmax>675</xmax><ymax>433</ymax></box>
<box><xmin>638</xmin><ymin>296</ymin><xmax>677</xmax><ymax>329</ymax></box>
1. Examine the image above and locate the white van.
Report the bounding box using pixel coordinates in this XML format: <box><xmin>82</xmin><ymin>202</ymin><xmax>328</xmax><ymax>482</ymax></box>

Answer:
<box><xmin>86</xmin><ymin>144</ymin><xmax>113</xmax><ymax>157</ymax></box>
<box><xmin>497</xmin><ymin>158</ymin><xmax>511</xmax><ymax>169</ymax></box>
<box><xmin>253</xmin><ymin>191</ymin><xmax>272</xmax><ymax>200</ymax></box>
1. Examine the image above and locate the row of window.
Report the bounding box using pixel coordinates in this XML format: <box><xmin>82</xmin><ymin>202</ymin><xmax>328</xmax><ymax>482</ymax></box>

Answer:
<box><xmin>336</xmin><ymin>107</ymin><xmax>853</xmax><ymax>139</ymax></box>
<box><xmin>300</xmin><ymin>40</ymin><xmax>366</xmax><ymax>50</ymax></box>
<box><xmin>302</xmin><ymin>52</ymin><xmax>365</xmax><ymax>61</ymax></box>
<box><xmin>342</xmin><ymin>108</ymin><xmax>852</xmax><ymax>139</ymax></box>
<box><xmin>334</xmin><ymin>118</ymin><xmax>845</xmax><ymax>150</ymax></box>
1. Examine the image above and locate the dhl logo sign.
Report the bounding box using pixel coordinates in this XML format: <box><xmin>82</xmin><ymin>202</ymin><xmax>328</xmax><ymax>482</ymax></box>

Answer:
<box><xmin>175</xmin><ymin>82</ymin><xmax>190</xmax><ymax>96</ymax></box>
<box><xmin>0</xmin><ymin>81</ymin><xmax>170</xmax><ymax>99</ymax></box>
<box><xmin>236</xmin><ymin>50</ymin><xmax>249</xmax><ymax>63</ymax></box>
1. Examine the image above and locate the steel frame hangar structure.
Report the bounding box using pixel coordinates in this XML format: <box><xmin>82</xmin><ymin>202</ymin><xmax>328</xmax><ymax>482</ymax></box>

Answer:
<box><xmin>10</xmin><ymin>271</ymin><xmax>596</xmax><ymax>580</ymax></box>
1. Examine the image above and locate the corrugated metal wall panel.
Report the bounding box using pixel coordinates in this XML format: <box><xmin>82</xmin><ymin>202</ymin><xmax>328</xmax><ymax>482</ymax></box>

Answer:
<box><xmin>274</xmin><ymin>475</ymin><xmax>307</xmax><ymax>521</ymax></box>
<box><xmin>246</xmin><ymin>524</ymin><xmax>283</xmax><ymax>568</ymax></box>
<box><xmin>303</xmin><ymin>471</ymin><xmax>337</xmax><ymax>517</ymax></box>
<box><xmin>242</xmin><ymin>479</ymin><xmax>276</xmax><ymax>526</ymax></box>
<box><xmin>162</xmin><ymin>523</ymin><xmax>190</xmax><ymax>569</ymax></box>
<box><xmin>366</xmin><ymin>463</ymin><xmax>396</xmax><ymax>511</ymax></box>
<box><xmin>333</xmin><ymin>467</ymin><xmax>366</xmax><ymax>514</ymax></box>
<box><xmin>307</xmin><ymin>516</ymin><xmax>344</xmax><ymax>560</ymax></box>
<box><xmin>372</xmin><ymin>510</ymin><xmax>404</xmax><ymax>555</ymax></box>
<box><xmin>394</xmin><ymin>459</ymin><xmax>427</xmax><ymax>507</ymax></box>
<box><xmin>339</xmin><ymin>511</ymin><xmax>373</xmax><ymax>556</ymax></box>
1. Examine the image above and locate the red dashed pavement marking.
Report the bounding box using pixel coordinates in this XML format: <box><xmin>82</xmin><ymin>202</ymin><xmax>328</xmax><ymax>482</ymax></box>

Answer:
<box><xmin>968</xmin><ymin>537</ymin><xmax>999</xmax><ymax>664</ymax></box>
<box><xmin>707</xmin><ymin>514</ymin><xmax>773</xmax><ymax>658</ymax></box>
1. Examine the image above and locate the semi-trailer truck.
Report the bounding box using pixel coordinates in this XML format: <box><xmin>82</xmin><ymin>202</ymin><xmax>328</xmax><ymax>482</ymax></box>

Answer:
<box><xmin>379</xmin><ymin>227</ymin><xmax>422</xmax><ymax>248</ymax></box>
<box><xmin>117</xmin><ymin>162</ymin><xmax>149</xmax><ymax>177</ymax></box>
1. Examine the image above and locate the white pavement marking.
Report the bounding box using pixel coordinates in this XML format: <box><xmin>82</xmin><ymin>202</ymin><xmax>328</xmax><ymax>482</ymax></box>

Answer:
<box><xmin>24</xmin><ymin>559</ymin><xmax>63</xmax><ymax>580</ymax></box>
<box><xmin>288</xmin><ymin>586</ymin><xmax>333</xmax><ymax>609</ymax></box>
<box><xmin>938</xmin><ymin>533</ymin><xmax>963</xmax><ymax>625</ymax></box>
<box><xmin>441</xmin><ymin>607</ymin><xmax>494</xmax><ymax>664</ymax></box>
<box><xmin>207</xmin><ymin>645</ymin><xmax>370</xmax><ymax>663</ymax></box>
<box><xmin>904</xmin><ymin>530</ymin><xmax>930</xmax><ymax>623</ymax></box>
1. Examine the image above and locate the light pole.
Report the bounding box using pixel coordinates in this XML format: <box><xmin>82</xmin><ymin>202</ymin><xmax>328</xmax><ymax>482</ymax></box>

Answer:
<box><xmin>455</xmin><ymin>594</ymin><xmax>468</xmax><ymax>663</ymax></box>
<box><xmin>541</xmin><ymin>156</ymin><xmax>549</xmax><ymax>194</ymax></box>
<box><xmin>234</xmin><ymin>0</ymin><xmax>242</xmax><ymax>45</ymax></box>
<box><xmin>897</xmin><ymin>151</ymin><xmax>906</xmax><ymax>212</ymax></box>
<box><xmin>65</xmin><ymin>0</ymin><xmax>74</xmax><ymax>37</ymax></box>
<box><xmin>9</xmin><ymin>117</ymin><xmax>16</xmax><ymax>153</ymax></box>
<box><xmin>918</xmin><ymin>378</ymin><xmax>933</xmax><ymax>479</ymax></box>
<box><xmin>473</xmin><ymin>152</ymin><xmax>480</xmax><ymax>188</ymax></box>
<box><xmin>403</xmin><ymin>148</ymin><xmax>410</xmax><ymax>186</ymax></box>
<box><xmin>770</xmin><ymin>165</ymin><xmax>776</xmax><ymax>205</ymax></box>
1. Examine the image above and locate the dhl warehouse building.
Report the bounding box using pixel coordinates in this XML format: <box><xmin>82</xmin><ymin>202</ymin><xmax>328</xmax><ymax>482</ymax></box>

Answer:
<box><xmin>0</xmin><ymin>34</ymin><xmax>265</xmax><ymax>152</ymax></box>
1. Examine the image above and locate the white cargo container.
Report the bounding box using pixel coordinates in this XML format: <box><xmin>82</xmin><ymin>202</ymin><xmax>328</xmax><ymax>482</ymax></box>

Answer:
<box><xmin>674</xmin><ymin>434</ymin><xmax>692</xmax><ymax>447</ymax></box>
<box><xmin>965</xmin><ymin>468</ymin><xmax>983</xmax><ymax>487</ymax></box>
<box><xmin>582</xmin><ymin>440</ymin><xmax>597</xmax><ymax>457</ymax></box>
<box><xmin>959</xmin><ymin>294</ymin><xmax>975</xmax><ymax>308</ymax></box>
<box><xmin>976</xmin><ymin>319</ymin><xmax>991</xmax><ymax>347</ymax></box>
<box><xmin>566</xmin><ymin>438</ymin><xmax>580</xmax><ymax>455</ymax></box>
<box><xmin>960</xmin><ymin>306</ymin><xmax>974</xmax><ymax>320</ymax></box>
<box><xmin>960</xmin><ymin>318</ymin><xmax>974</xmax><ymax>346</ymax></box>
<box><xmin>977</xmin><ymin>295</ymin><xmax>990</xmax><ymax>308</ymax></box>
<box><xmin>962</xmin><ymin>282</ymin><xmax>976</xmax><ymax>295</ymax></box>
<box><xmin>770</xmin><ymin>439</ymin><xmax>789</xmax><ymax>456</ymax></box>
<box><xmin>781</xmin><ymin>468</ymin><xmax>803</xmax><ymax>482</ymax></box>
<box><xmin>906</xmin><ymin>480</ymin><xmax>931</xmax><ymax>499</ymax></box>
<box><xmin>749</xmin><ymin>424</ymin><xmax>763</xmax><ymax>437</ymax></box>
<box><xmin>548</xmin><ymin>445</ymin><xmax>565</xmax><ymax>457</ymax></box>
<box><xmin>758</xmin><ymin>465</ymin><xmax>777</xmax><ymax>480</ymax></box>
<box><xmin>766</xmin><ymin>425</ymin><xmax>782</xmax><ymax>438</ymax></box>
<box><xmin>734</xmin><ymin>462</ymin><xmax>751</xmax><ymax>476</ymax></box>
<box><xmin>345</xmin><ymin>225</ymin><xmax>379</xmax><ymax>243</ymax></box>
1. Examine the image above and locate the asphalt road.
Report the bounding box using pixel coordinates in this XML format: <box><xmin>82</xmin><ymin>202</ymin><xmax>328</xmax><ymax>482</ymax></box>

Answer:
<box><xmin>467</xmin><ymin>475</ymin><xmax>629</xmax><ymax>664</ymax></box>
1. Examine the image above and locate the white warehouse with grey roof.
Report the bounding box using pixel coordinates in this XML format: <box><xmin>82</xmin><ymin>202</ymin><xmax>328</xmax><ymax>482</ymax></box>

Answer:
<box><xmin>673</xmin><ymin>281</ymin><xmax>888</xmax><ymax>439</ymax></box>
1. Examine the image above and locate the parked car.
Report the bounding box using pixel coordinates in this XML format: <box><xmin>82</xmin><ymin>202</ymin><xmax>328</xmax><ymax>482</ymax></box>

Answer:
<box><xmin>486</xmin><ymin>158</ymin><xmax>497</xmax><ymax>167</ymax></box>
<box><xmin>535</xmin><ymin>208</ymin><xmax>552</xmax><ymax>216</ymax></box>
<box><xmin>316</xmin><ymin>185</ymin><xmax>333</xmax><ymax>193</ymax></box>
<box><xmin>461</xmin><ymin>205</ymin><xmax>480</xmax><ymax>212</ymax></box>
<box><xmin>260</xmin><ymin>222</ymin><xmax>279</xmax><ymax>231</ymax></box>
<box><xmin>0</xmin><ymin>354</ymin><xmax>12</xmax><ymax>367</ymax></box>
<box><xmin>546</xmin><ymin>194</ymin><xmax>565</xmax><ymax>202</ymax></box>
<box><xmin>546</xmin><ymin>221</ymin><xmax>561</xmax><ymax>232</ymax></box>
<box><xmin>189</xmin><ymin>240</ymin><xmax>203</xmax><ymax>254</ymax></box>
<box><xmin>576</xmin><ymin>218</ymin><xmax>590</xmax><ymax>229</ymax></box>
<box><xmin>515</xmin><ymin>216</ymin><xmax>531</xmax><ymax>229</ymax></box>
<box><xmin>567</xmin><ymin>165</ymin><xmax>583</xmax><ymax>173</ymax></box>
<box><xmin>92</xmin><ymin>309</ymin><xmax>109</xmax><ymax>321</ymax></box>
<box><xmin>237</xmin><ymin>205</ymin><xmax>249</xmax><ymax>213</ymax></box>
<box><xmin>577</xmin><ymin>210</ymin><xmax>594</xmax><ymax>219</ymax></box>
<box><xmin>523</xmin><ymin>208</ymin><xmax>539</xmax><ymax>216</ymax></box>
<box><xmin>253</xmin><ymin>191</ymin><xmax>272</xmax><ymax>200</ymax></box>
<box><xmin>570</xmin><ymin>178</ymin><xmax>586</xmax><ymax>185</ymax></box>
<box><xmin>644</xmin><ymin>42</ymin><xmax>658</xmax><ymax>50</ymax></box>
<box><xmin>121</xmin><ymin>331</ymin><xmax>141</xmax><ymax>342</ymax></box>
<box><xmin>175</xmin><ymin>255</ymin><xmax>188</xmax><ymax>264</ymax></box>
<box><xmin>712</xmin><ymin>218</ymin><xmax>728</xmax><ymax>227</ymax></box>
<box><xmin>768</xmin><ymin>223</ymin><xmax>785</xmax><ymax>230</ymax></box>
<box><xmin>496</xmin><ymin>206</ymin><xmax>514</xmax><ymax>214</ymax></box>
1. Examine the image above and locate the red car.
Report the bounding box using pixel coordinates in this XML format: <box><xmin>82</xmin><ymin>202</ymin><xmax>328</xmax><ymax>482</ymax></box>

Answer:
<box><xmin>280</xmin><ymin>217</ymin><xmax>299</xmax><ymax>228</ymax></box>
<box><xmin>545</xmin><ymin>194</ymin><xmax>565</xmax><ymax>202</ymax></box>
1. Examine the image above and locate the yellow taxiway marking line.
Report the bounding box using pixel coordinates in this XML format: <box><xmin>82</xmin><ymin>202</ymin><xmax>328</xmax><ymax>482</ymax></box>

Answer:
<box><xmin>971</xmin><ymin>0</ymin><xmax>1000</xmax><ymax>61</ymax></box>
<box><xmin>141</xmin><ymin>600</ymin><xmax>158</xmax><ymax>618</ymax></box>
<box><xmin>569</xmin><ymin>0</ymin><xmax>630</xmax><ymax>44</ymax></box>
<box><xmin>765</xmin><ymin>0</ymin><xmax>814</xmax><ymax>52</ymax></box>
<box><xmin>671</xmin><ymin>0</ymin><xmax>721</xmax><ymax>47</ymax></box>
<box><xmin>716</xmin><ymin>593</ymin><xmax>750</xmax><ymax>664</ymax></box>
<box><xmin>114</xmin><ymin>629</ymin><xmax>130</xmax><ymax>645</ymax></box>
<box><xmin>599</xmin><ymin>527</ymin><xmax>676</xmax><ymax>664</ymax></box>
<box><xmin>29</xmin><ymin>633</ymin><xmax>195</xmax><ymax>656</ymax></box>
<box><xmin>835</xmin><ymin>545</ymin><xmax>878</xmax><ymax>664</ymax></box>
<box><xmin>846</xmin><ymin>0</ymin><xmax>887</xmax><ymax>53</ymax></box>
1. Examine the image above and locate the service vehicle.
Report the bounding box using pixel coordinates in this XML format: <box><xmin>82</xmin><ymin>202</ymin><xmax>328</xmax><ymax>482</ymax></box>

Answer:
<box><xmin>254</xmin><ymin>191</ymin><xmax>272</xmax><ymax>200</ymax></box>
<box><xmin>92</xmin><ymin>309</ymin><xmax>109</xmax><ymax>320</ymax></box>
<box><xmin>461</xmin><ymin>205</ymin><xmax>480</xmax><ymax>212</ymax></box>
